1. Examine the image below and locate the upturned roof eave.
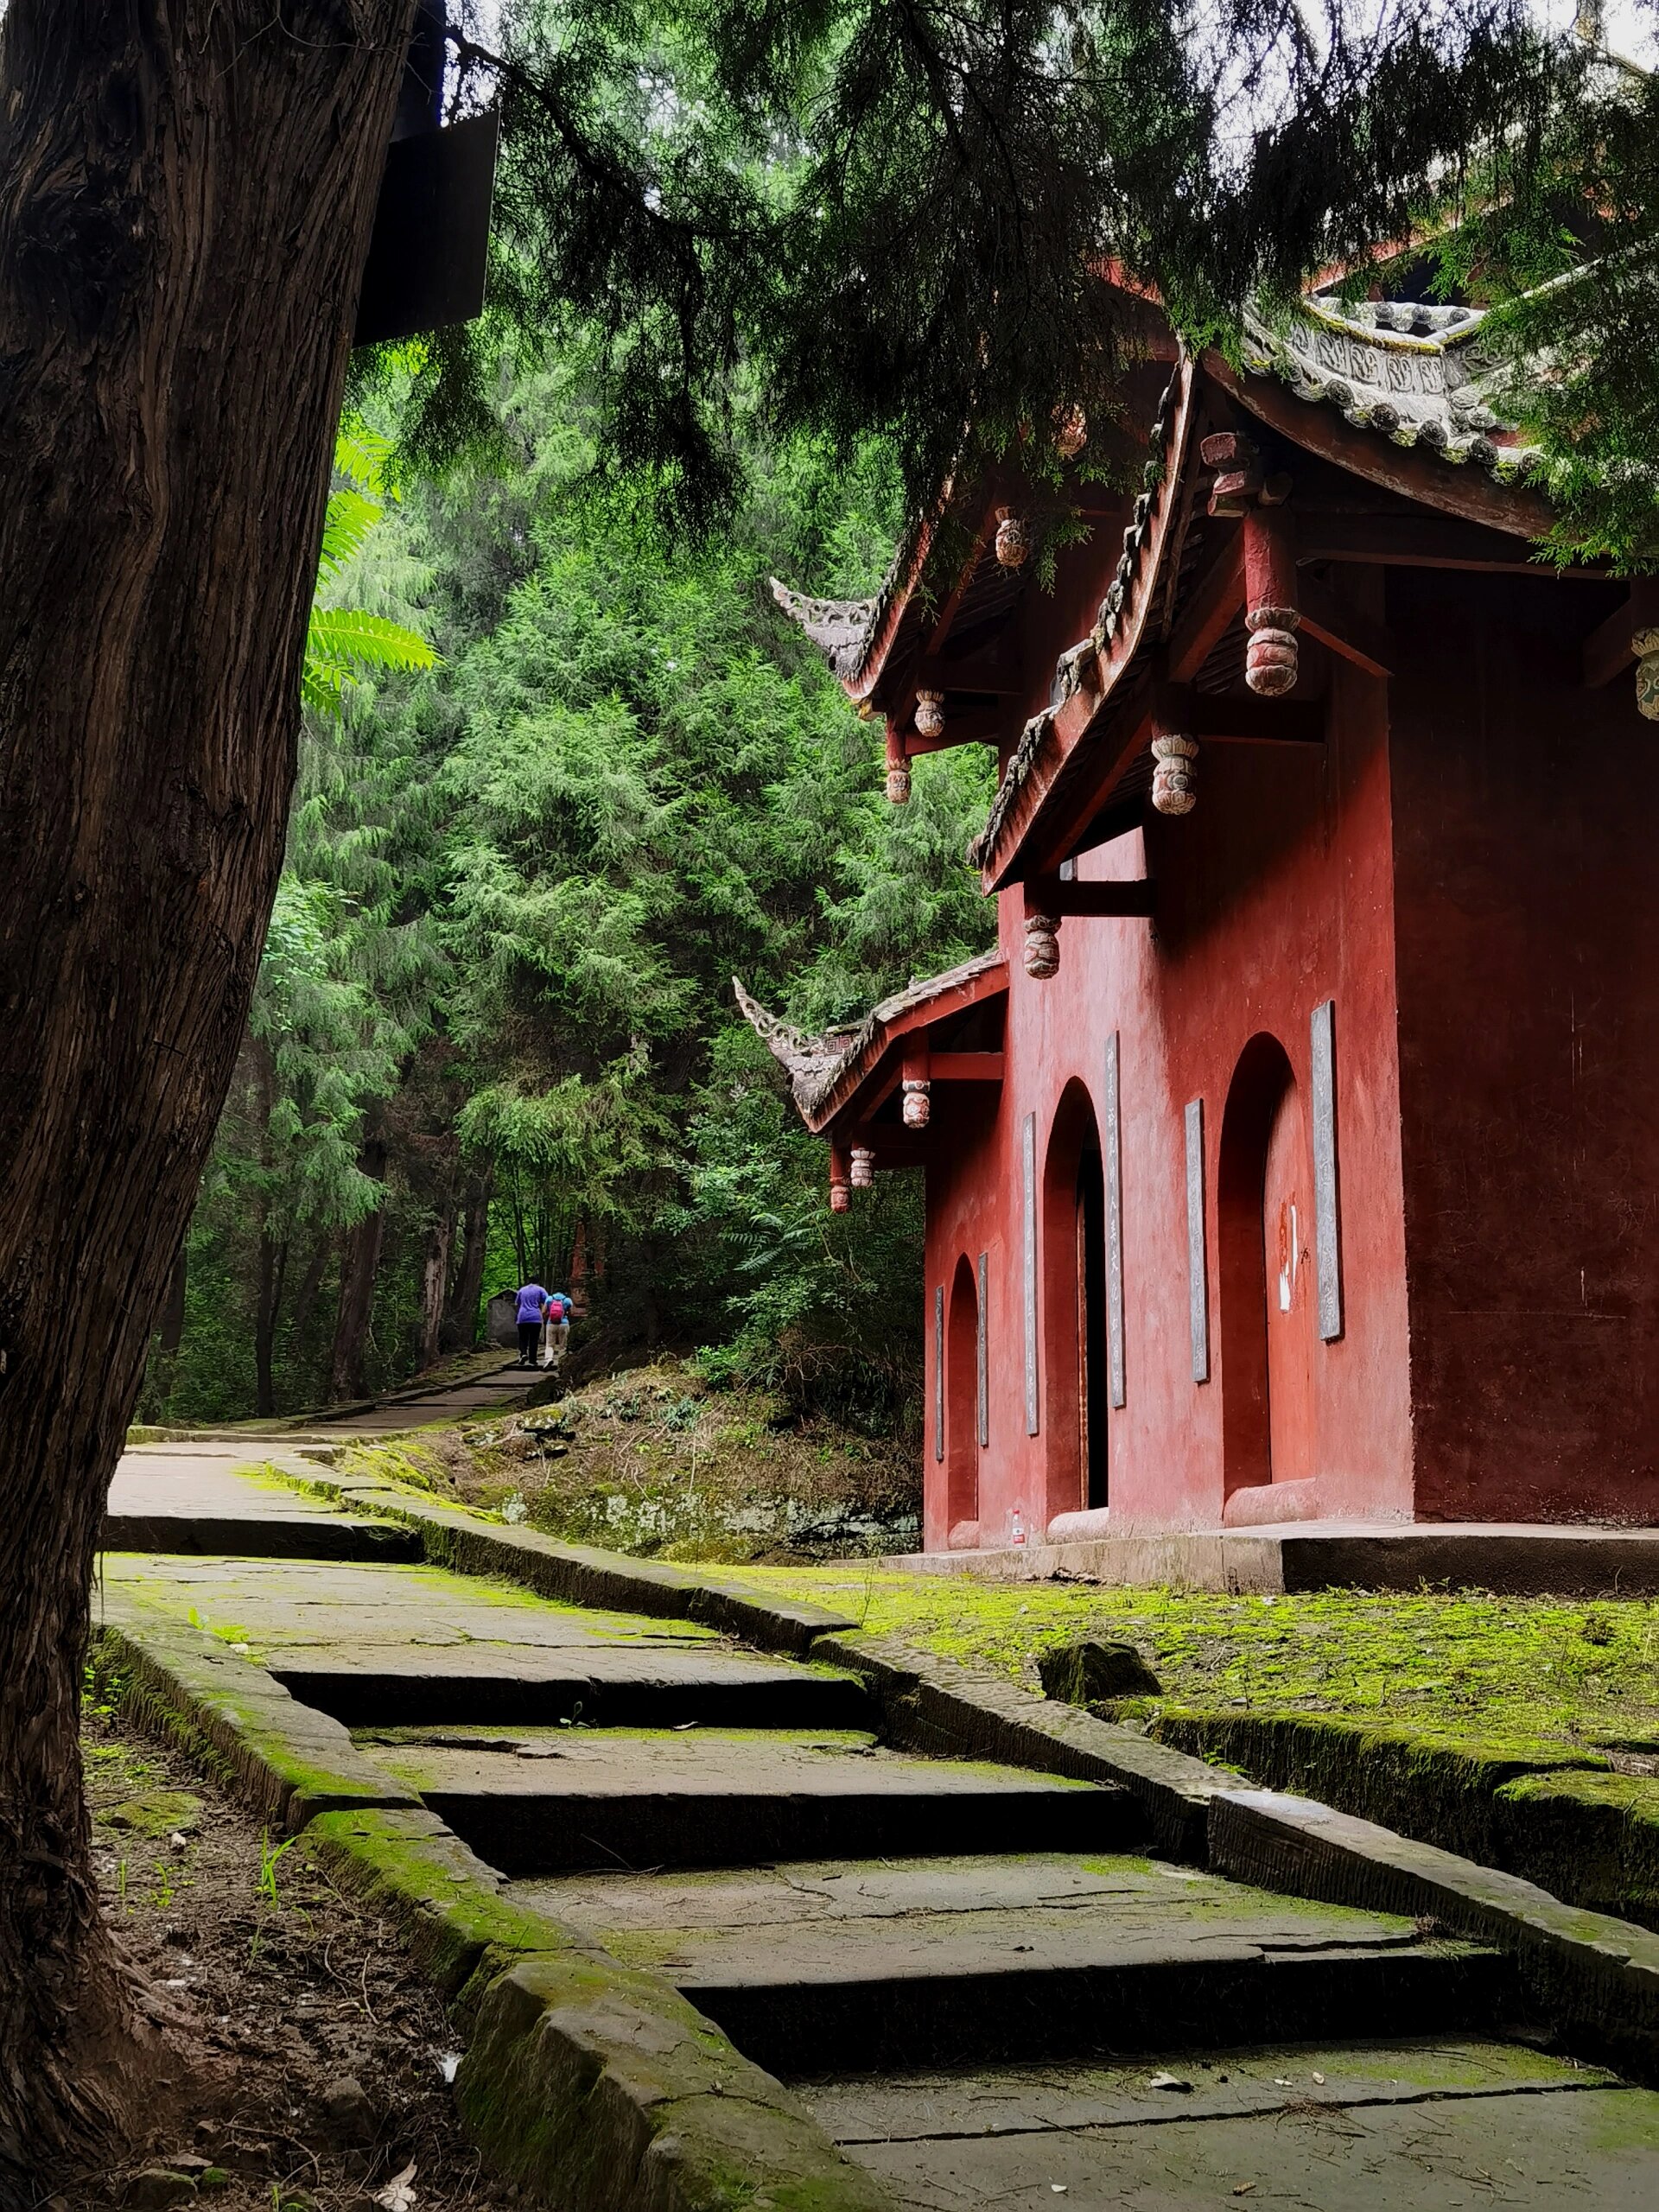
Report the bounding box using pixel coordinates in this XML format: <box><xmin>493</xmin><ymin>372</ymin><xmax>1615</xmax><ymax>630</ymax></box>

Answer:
<box><xmin>810</xmin><ymin>953</ymin><xmax>1010</xmax><ymax>1134</ymax></box>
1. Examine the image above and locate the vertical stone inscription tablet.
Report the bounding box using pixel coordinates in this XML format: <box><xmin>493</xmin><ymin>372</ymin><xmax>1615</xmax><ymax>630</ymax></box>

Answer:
<box><xmin>1104</xmin><ymin>1032</ymin><xmax>1126</xmax><ymax>1408</ymax></box>
<box><xmin>1311</xmin><ymin>998</ymin><xmax>1344</xmax><ymax>1342</ymax></box>
<box><xmin>1023</xmin><ymin>1112</ymin><xmax>1039</xmax><ymax>1435</ymax></box>
<box><xmin>976</xmin><ymin>1251</ymin><xmax>989</xmax><ymax>1448</ymax></box>
<box><xmin>1185</xmin><ymin>1096</ymin><xmax>1209</xmax><ymax>1382</ymax></box>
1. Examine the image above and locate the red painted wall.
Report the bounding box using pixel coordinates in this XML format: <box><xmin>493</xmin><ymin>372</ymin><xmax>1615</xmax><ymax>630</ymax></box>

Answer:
<box><xmin>1389</xmin><ymin>570</ymin><xmax>1659</xmax><ymax>1524</ymax></box>
<box><xmin>922</xmin><ymin>583</ymin><xmax>1415</xmax><ymax>1541</ymax></box>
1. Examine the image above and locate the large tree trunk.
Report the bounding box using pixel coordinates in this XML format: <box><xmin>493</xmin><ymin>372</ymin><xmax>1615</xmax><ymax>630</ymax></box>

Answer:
<box><xmin>328</xmin><ymin>1141</ymin><xmax>389</xmax><ymax>1402</ymax></box>
<box><xmin>254</xmin><ymin>1231</ymin><xmax>288</xmax><ymax>1419</ymax></box>
<box><xmin>417</xmin><ymin>1206</ymin><xmax>454</xmax><ymax>1370</ymax></box>
<box><xmin>442</xmin><ymin>1164</ymin><xmax>494</xmax><ymax>1351</ymax></box>
<box><xmin>0</xmin><ymin>2</ymin><xmax>416</xmax><ymax>2181</ymax></box>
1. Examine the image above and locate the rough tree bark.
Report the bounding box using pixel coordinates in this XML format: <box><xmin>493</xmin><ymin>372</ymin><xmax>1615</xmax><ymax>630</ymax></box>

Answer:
<box><xmin>0</xmin><ymin>2</ymin><xmax>416</xmax><ymax>2182</ymax></box>
<box><xmin>328</xmin><ymin>1139</ymin><xmax>389</xmax><ymax>1403</ymax></box>
<box><xmin>442</xmin><ymin>1163</ymin><xmax>493</xmax><ymax>1351</ymax></box>
<box><xmin>417</xmin><ymin>1206</ymin><xmax>454</xmax><ymax>1369</ymax></box>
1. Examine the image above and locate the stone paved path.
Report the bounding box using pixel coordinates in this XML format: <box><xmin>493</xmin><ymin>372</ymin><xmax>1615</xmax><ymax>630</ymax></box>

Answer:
<box><xmin>102</xmin><ymin>1484</ymin><xmax>1659</xmax><ymax>2208</ymax></box>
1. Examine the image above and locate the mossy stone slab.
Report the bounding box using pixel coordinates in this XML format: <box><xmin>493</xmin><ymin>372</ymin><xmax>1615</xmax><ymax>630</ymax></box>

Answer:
<box><xmin>1496</xmin><ymin>1770</ymin><xmax>1659</xmax><ymax>1931</ymax></box>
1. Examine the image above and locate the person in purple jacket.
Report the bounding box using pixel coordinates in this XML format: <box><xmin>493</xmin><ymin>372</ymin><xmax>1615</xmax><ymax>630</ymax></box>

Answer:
<box><xmin>513</xmin><ymin>1281</ymin><xmax>549</xmax><ymax>1368</ymax></box>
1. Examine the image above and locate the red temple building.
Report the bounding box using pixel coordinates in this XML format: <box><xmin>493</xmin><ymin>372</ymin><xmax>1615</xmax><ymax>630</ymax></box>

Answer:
<box><xmin>743</xmin><ymin>288</ymin><xmax>1659</xmax><ymax>1567</ymax></box>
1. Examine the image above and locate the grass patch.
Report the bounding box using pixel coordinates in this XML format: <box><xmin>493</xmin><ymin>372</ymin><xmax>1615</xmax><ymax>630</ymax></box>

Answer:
<box><xmin>337</xmin><ymin>1357</ymin><xmax>920</xmax><ymax>1564</ymax></box>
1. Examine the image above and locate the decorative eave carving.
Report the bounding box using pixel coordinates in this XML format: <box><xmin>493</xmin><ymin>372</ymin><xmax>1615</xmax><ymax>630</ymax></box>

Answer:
<box><xmin>968</xmin><ymin>354</ymin><xmax>1192</xmax><ymax>875</ymax></box>
<box><xmin>734</xmin><ymin>953</ymin><xmax>1008</xmax><ymax>1133</ymax></box>
<box><xmin>731</xmin><ymin>978</ymin><xmax>855</xmax><ymax>1117</ymax></box>
<box><xmin>1239</xmin><ymin>298</ymin><xmax>1540</xmax><ymax>482</ymax></box>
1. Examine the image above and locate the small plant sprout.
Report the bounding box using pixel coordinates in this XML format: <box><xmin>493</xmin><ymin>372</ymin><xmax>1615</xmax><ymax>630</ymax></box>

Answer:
<box><xmin>257</xmin><ymin>1830</ymin><xmax>298</xmax><ymax>1908</ymax></box>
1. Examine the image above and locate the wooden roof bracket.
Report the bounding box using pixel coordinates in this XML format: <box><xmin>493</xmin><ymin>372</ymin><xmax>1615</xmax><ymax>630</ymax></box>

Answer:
<box><xmin>1583</xmin><ymin>578</ymin><xmax>1659</xmax><ymax>722</ymax></box>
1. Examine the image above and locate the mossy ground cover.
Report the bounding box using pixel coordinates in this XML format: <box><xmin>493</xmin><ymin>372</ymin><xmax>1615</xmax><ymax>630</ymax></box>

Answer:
<box><xmin>713</xmin><ymin>1566</ymin><xmax>1659</xmax><ymax>1760</ymax></box>
<box><xmin>715</xmin><ymin>1567</ymin><xmax>1659</xmax><ymax>1926</ymax></box>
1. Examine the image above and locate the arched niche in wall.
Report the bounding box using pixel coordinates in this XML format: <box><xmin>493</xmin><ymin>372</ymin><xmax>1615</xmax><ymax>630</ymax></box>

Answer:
<box><xmin>945</xmin><ymin>1252</ymin><xmax>980</xmax><ymax>1542</ymax></box>
<box><xmin>1218</xmin><ymin>1032</ymin><xmax>1318</xmax><ymax>1503</ymax></box>
<box><xmin>1040</xmin><ymin>1078</ymin><xmax>1110</xmax><ymax>1524</ymax></box>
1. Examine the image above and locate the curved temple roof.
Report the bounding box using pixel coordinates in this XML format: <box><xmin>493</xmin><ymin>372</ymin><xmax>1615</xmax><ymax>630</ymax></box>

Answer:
<box><xmin>769</xmin><ymin>295</ymin><xmax>1539</xmax><ymax>726</ymax></box>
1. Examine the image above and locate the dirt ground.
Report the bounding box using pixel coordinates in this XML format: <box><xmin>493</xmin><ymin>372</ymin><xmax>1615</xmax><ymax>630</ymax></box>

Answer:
<box><xmin>62</xmin><ymin>1700</ymin><xmax>524</xmax><ymax>2212</ymax></box>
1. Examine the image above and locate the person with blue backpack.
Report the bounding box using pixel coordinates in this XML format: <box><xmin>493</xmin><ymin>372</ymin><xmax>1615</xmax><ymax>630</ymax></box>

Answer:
<box><xmin>542</xmin><ymin>1289</ymin><xmax>574</xmax><ymax>1368</ymax></box>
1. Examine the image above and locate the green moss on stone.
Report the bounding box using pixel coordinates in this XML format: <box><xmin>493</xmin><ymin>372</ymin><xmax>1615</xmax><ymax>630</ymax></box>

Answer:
<box><xmin>1495</xmin><ymin>1770</ymin><xmax>1659</xmax><ymax>1932</ymax></box>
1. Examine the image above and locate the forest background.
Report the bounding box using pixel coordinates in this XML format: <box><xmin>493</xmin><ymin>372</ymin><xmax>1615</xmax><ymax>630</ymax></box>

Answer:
<box><xmin>140</xmin><ymin>368</ymin><xmax>995</xmax><ymax>1445</ymax></box>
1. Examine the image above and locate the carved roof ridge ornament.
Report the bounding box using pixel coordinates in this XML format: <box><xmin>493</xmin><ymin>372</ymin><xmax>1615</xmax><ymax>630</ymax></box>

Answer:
<box><xmin>731</xmin><ymin>977</ymin><xmax>851</xmax><ymax>1113</ymax></box>
<box><xmin>737</xmin><ymin>951</ymin><xmax>1007</xmax><ymax>1128</ymax></box>
<box><xmin>1238</xmin><ymin>300</ymin><xmax>1541</xmax><ymax>480</ymax></box>
<box><xmin>766</xmin><ymin>578</ymin><xmax>884</xmax><ymax>681</ymax></box>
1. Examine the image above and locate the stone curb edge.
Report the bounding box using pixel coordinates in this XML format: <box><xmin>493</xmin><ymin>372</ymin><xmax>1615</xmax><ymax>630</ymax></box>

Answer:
<box><xmin>90</xmin><ymin>1603</ymin><xmax>898</xmax><ymax>2212</ymax></box>
<box><xmin>296</xmin><ymin>1478</ymin><xmax>1659</xmax><ymax>2082</ymax></box>
<box><xmin>300</xmin><ymin>1471</ymin><xmax>863</xmax><ymax>1655</ymax></box>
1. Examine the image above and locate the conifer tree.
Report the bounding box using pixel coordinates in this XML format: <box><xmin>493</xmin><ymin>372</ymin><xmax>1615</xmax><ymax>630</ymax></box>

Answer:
<box><xmin>0</xmin><ymin>0</ymin><xmax>1627</xmax><ymax>2178</ymax></box>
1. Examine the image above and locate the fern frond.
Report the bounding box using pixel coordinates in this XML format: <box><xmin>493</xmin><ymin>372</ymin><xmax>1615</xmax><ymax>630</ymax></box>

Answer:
<box><xmin>307</xmin><ymin>607</ymin><xmax>436</xmax><ymax>677</ymax></box>
<box><xmin>317</xmin><ymin>487</ymin><xmax>385</xmax><ymax>582</ymax></box>
<box><xmin>333</xmin><ymin>418</ymin><xmax>394</xmax><ymax>498</ymax></box>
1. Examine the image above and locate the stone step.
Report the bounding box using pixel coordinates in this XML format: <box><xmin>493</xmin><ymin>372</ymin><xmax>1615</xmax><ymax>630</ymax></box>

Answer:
<box><xmin>368</xmin><ymin>1734</ymin><xmax>1145</xmax><ymax>1878</ymax></box>
<box><xmin>803</xmin><ymin>2040</ymin><xmax>1659</xmax><ymax>2207</ymax></box>
<box><xmin>510</xmin><ymin>1853</ymin><xmax>1512</xmax><ymax>2073</ymax></box>
<box><xmin>102</xmin><ymin>1512</ymin><xmax>422</xmax><ymax>1561</ymax></box>
<box><xmin>278</xmin><ymin>1646</ymin><xmax>876</xmax><ymax>1729</ymax></box>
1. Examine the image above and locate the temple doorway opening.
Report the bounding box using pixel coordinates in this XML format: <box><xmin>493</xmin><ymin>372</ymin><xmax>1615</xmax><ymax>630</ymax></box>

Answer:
<box><xmin>1219</xmin><ymin>1033</ymin><xmax>1316</xmax><ymax>1500</ymax></box>
<box><xmin>945</xmin><ymin>1253</ymin><xmax>980</xmax><ymax>1537</ymax></box>
<box><xmin>1043</xmin><ymin>1081</ymin><xmax>1109</xmax><ymax>1521</ymax></box>
<box><xmin>1077</xmin><ymin>1143</ymin><xmax>1109</xmax><ymax>1510</ymax></box>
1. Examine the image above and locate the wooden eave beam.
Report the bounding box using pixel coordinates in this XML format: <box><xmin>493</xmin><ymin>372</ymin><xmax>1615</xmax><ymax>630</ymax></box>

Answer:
<box><xmin>1024</xmin><ymin>873</ymin><xmax>1157</xmax><ymax>918</ymax></box>
<box><xmin>1584</xmin><ymin>578</ymin><xmax>1659</xmax><ymax>689</ymax></box>
<box><xmin>905</xmin><ymin>704</ymin><xmax>1003</xmax><ymax>755</ymax></box>
<box><xmin>805</xmin><ymin>961</ymin><xmax>1011</xmax><ymax>1132</ymax></box>
<box><xmin>1166</xmin><ymin>535</ymin><xmax>1246</xmax><ymax>685</ymax></box>
<box><xmin>1296</xmin><ymin>573</ymin><xmax>1393</xmax><ymax>679</ymax></box>
<box><xmin>1299</xmin><ymin>511</ymin><xmax>1596</xmax><ymax>575</ymax></box>
<box><xmin>929</xmin><ymin>1052</ymin><xmax>1005</xmax><ymax>1081</ymax></box>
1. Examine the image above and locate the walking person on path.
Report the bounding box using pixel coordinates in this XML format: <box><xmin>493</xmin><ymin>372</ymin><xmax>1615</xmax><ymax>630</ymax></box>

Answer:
<box><xmin>513</xmin><ymin>1280</ymin><xmax>550</xmax><ymax>1369</ymax></box>
<box><xmin>542</xmin><ymin>1290</ymin><xmax>573</xmax><ymax>1370</ymax></box>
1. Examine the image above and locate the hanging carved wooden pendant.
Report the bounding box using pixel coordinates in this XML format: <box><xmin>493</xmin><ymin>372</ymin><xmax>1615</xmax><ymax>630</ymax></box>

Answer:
<box><xmin>830</xmin><ymin>1160</ymin><xmax>851</xmax><ymax>1212</ymax></box>
<box><xmin>1024</xmin><ymin>912</ymin><xmax>1060</xmax><ymax>979</ymax></box>
<box><xmin>1635</xmin><ymin>627</ymin><xmax>1659</xmax><ymax>721</ymax></box>
<box><xmin>1245</xmin><ymin>606</ymin><xmax>1300</xmax><ymax>696</ymax></box>
<box><xmin>850</xmin><ymin>1145</ymin><xmax>876</xmax><ymax>1189</ymax></box>
<box><xmin>1054</xmin><ymin>405</ymin><xmax>1088</xmax><ymax>460</ymax></box>
<box><xmin>886</xmin><ymin>762</ymin><xmax>912</xmax><ymax>804</ymax></box>
<box><xmin>902</xmin><ymin>1078</ymin><xmax>931</xmax><ymax>1129</ymax></box>
<box><xmin>995</xmin><ymin>507</ymin><xmax>1030</xmax><ymax>569</ymax></box>
<box><xmin>913</xmin><ymin>688</ymin><xmax>945</xmax><ymax>740</ymax></box>
<box><xmin>1151</xmin><ymin>734</ymin><xmax>1199</xmax><ymax>816</ymax></box>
